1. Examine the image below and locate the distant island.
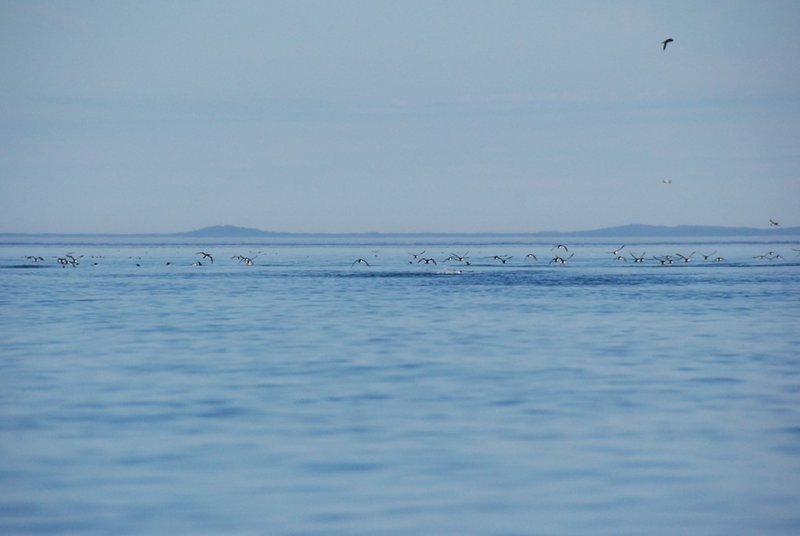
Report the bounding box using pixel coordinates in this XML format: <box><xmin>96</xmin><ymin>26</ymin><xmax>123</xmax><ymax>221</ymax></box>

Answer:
<box><xmin>542</xmin><ymin>224</ymin><xmax>800</xmax><ymax>238</ymax></box>
<box><xmin>2</xmin><ymin>223</ymin><xmax>799</xmax><ymax>238</ymax></box>
<box><xmin>177</xmin><ymin>225</ymin><xmax>281</xmax><ymax>238</ymax></box>
<box><xmin>178</xmin><ymin>223</ymin><xmax>800</xmax><ymax>238</ymax></box>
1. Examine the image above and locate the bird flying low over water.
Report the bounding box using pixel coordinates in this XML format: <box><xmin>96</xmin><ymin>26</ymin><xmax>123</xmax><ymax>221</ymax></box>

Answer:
<box><xmin>769</xmin><ymin>219</ymin><xmax>780</xmax><ymax>227</ymax></box>
<box><xmin>550</xmin><ymin>254</ymin><xmax>574</xmax><ymax>265</ymax></box>
<box><xmin>232</xmin><ymin>254</ymin><xmax>257</xmax><ymax>266</ymax></box>
<box><xmin>447</xmin><ymin>252</ymin><xmax>470</xmax><ymax>263</ymax></box>
<box><xmin>352</xmin><ymin>258</ymin><xmax>370</xmax><ymax>267</ymax></box>
<box><xmin>196</xmin><ymin>251</ymin><xmax>214</xmax><ymax>263</ymax></box>
<box><xmin>662</xmin><ymin>38</ymin><xmax>674</xmax><ymax>50</ymax></box>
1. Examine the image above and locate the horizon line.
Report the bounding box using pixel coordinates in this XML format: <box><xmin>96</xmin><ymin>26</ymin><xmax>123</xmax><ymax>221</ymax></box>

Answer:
<box><xmin>1</xmin><ymin>223</ymin><xmax>798</xmax><ymax>237</ymax></box>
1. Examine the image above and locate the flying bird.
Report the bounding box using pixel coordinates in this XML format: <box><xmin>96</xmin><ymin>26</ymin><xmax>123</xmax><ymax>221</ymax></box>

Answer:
<box><xmin>662</xmin><ymin>38</ymin><xmax>674</xmax><ymax>50</ymax></box>
<box><xmin>769</xmin><ymin>219</ymin><xmax>780</xmax><ymax>227</ymax></box>
<box><xmin>352</xmin><ymin>258</ymin><xmax>370</xmax><ymax>267</ymax></box>
<box><xmin>549</xmin><ymin>254</ymin><xmax>574</xmax><ymax>265</ymax></box>
<box><xmin>447</xmin><ymin>251</ymin><xmax>470</xmax><ymax>263</ymax></box>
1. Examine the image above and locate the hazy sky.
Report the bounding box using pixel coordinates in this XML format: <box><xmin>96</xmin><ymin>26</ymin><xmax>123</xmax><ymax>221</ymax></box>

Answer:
<box><xmin>1</xmin><ymin>1</ymin><xmax>798</xmax><ymax>233</ymax></box>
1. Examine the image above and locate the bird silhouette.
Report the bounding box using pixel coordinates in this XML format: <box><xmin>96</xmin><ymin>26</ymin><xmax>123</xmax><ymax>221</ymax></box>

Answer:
<box><xmin>662</xmin><ymin>38</ymin><xmax>674</xmax><ymax>50</ymax></box>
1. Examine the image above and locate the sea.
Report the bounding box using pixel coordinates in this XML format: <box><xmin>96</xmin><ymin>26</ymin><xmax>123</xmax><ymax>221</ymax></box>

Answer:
<box><xmin>1</xmin><ymin>233</ymin><xmax>799</xmax><ymax>535</ymax></box>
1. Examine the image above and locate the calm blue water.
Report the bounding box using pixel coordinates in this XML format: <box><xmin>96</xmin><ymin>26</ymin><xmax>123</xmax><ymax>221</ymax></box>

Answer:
<box><xmin>1</xmin><ymin>235</ymin><xmax>799</xmax><ymax>535</ymax></box>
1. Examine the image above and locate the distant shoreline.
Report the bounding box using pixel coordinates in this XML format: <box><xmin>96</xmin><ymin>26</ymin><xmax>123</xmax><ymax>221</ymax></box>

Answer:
<box><xmin>2</xmin><ymin>224</ymin><xmax>799</xmax><ymax>239</ymax></box>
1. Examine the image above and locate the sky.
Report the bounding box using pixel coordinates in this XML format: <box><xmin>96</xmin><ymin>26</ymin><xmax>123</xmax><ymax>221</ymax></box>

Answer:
<box><xmin>1</xmin><ymin>0</ymin><xmax>799</xmax><ymax>234</ymax></box>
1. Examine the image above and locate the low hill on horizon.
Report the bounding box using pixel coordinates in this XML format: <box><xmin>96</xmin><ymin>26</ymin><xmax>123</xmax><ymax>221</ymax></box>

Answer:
<box><xmin>177</xmin><ymin>223</ymin><xmax>800</xmax><ymax>238</ymax></box>
<box><xmin>543</xmin><ymin>223</ymin><xmax>800</xmax><ymax>237</ymax></box>
<box><xmin>177</xmin><ymin>225</ymin><xmax>280</xmax><ymax>237</ymax></box>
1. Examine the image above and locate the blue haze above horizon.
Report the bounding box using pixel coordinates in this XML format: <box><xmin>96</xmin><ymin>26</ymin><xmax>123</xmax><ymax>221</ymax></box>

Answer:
<box><xmin>1</xmin><ymin>1</ymin><xmax>799</xmax><ymax>234</ymax></box>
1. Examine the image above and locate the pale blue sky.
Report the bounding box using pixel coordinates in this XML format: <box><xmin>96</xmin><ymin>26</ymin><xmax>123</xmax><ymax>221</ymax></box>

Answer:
<box><xmin>1</xmin><ymin>1</ymin><xmax>798</xmax><ymax>233</ymax></box>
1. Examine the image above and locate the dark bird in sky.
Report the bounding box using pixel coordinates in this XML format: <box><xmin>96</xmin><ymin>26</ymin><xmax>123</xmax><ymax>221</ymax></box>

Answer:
<box><xmin>662</xmin><ymin>38</ymin><xmax>674</xmax><ymax>50</ymax></box>
<box><xmin>769</xmin><ymin>219</ymin><xmax>780</xmax><ymax>227</ymax></box>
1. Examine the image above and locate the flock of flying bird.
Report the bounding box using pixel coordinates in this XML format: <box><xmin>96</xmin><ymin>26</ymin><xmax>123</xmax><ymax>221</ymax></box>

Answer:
<box><xmin>22</xmin><ymin>218</ymin><xmax>795</xmax><ymax>269</ymax></box>
<box><xmin>359</xmin><ymin>244</ymin><xmax>798</xmax><ymax>269</ymax></box>
<box><xmin>22</xmin><ymin>243</ymin><xmax>799</xmax><ymax>270</ymax></box>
